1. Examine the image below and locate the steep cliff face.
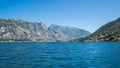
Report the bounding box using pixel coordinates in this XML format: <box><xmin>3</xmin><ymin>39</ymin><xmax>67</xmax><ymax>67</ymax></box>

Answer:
<box><xmin>48</xmin><ymin>24</ymin><xmax>90</xmax><ymax>41</ymax></box>
<box><xmin>73</xmin><ymin>18</ymin><xmax>120</xmax><ymax>42</ymax></box>
<box><xmin>0</xmin><ymin>18</ymin><xmax>56</xmax><ymax>42</ymax></box>
<box><xmin>0</xmin><ymin>18</ymin><xmax>90</xmax><ymax>42</ymax></box>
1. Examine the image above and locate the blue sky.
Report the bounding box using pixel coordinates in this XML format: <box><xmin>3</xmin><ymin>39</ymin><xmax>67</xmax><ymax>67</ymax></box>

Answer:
<box><xmin>0</xmin><ymin>0</ymin><xmax>120</xmax><ymax>32</ymax></box>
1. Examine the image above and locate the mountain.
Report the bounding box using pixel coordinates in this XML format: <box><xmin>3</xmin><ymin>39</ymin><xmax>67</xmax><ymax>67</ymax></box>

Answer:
<box><xmin>0</xmin><ymin>18</ymin><xmax>56</xmax><ymax>42</ymax></box>
<box><xmin>73</xmin><ymin>18</ymin><xmax>120</xmax><ymax>42</ymax></box>
<box><xmin>0</xmin><ymin>18</ymin><xmax>90</xmax><ymax>42</ymax></box>
<box><xmin>48</xmin><ymin>24</ymin><xmax>90</xmax><ymax>41</ymax></box>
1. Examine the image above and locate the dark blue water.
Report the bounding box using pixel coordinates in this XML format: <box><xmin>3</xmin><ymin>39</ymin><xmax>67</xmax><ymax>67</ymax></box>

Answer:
<box><xmin>0</xmin><ymin>42</ymin><xmax>120</xmax><ymax>68</ymax></box>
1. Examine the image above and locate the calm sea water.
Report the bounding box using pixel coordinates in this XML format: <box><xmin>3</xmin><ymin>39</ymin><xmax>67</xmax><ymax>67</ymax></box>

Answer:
<box><xmin>0</xmin><ymin>42</ymin><xmax>120</xmax><ymax>68</ymax></box>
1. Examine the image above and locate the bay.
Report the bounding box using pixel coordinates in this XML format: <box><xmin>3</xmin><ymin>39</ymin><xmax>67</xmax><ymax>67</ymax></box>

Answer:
<box><xmin>0</xmin><ymin>42</ymin><xmax>120</xmax><ymax>68</ymax></box>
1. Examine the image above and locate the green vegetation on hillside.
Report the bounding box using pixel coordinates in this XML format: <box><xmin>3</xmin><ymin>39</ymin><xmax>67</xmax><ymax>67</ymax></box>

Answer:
<box><xmin>72</xmin><ymin>18</ymin><xmax>120</xmax><ymax>42</ymax></box>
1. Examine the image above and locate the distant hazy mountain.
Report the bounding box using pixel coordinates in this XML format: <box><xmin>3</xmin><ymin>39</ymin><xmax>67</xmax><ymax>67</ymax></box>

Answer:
<box><xmin>48</xmin><ymin>24</ymin><xmax>90</xmax><ymax>41</ymax></box>
<box><xmin>0</xmin><ymin>18</ymin><xmax>90</xmax><ymax>42</ymax></box>
<box><xmin>73</xmin><ymin>18</ymin><xmax>120</xmax><ymax>42</ymax></box>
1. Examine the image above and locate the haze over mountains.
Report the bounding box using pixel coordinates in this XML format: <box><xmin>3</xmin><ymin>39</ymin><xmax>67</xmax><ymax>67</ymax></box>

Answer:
<box><xmin>0</xmin><ymin>18</ymin><xmax>90</xmax><ymax>42</ymax></box>
<box><xmin>48</xmin><ymin>24</ymin><xmax>90</xmax><ymax>41</ymax></box>
<box><xmin>1</xmin><ymin>17</ymin><xmax>120</xmax><ymax>42</ymax></box>
<box><xmin>73</xmin><ymin>17</ymin><xmax>120</xmax><ymax>42</ymax></box>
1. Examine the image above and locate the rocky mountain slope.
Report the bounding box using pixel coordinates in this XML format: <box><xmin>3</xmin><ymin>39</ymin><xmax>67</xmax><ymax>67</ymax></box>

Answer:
<box><xmin>48</xmin><ymin>24</ymin><xmax>90</xmax><ymax>41</ymax></box>
<box><xmin>0</xmin><ymin>18</ymin><xmax>56</xmax><ymax>42</ymax></box>
<box><xmin>0</xmin><ymin>18</ymin><xmax>90</xmax><ymax>42</ymax></box>
<box><xmin>73</xmin><ymin>18</ymin><xmax>120</xmax><ymax>42</ymax></box>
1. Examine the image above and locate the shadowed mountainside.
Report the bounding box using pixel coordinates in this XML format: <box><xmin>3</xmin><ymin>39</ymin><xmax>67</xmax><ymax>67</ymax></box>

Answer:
<box><xmin>72</xmin><ymin>18</ymin><xmax>120</xmax><ymax>42</ymax></box>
